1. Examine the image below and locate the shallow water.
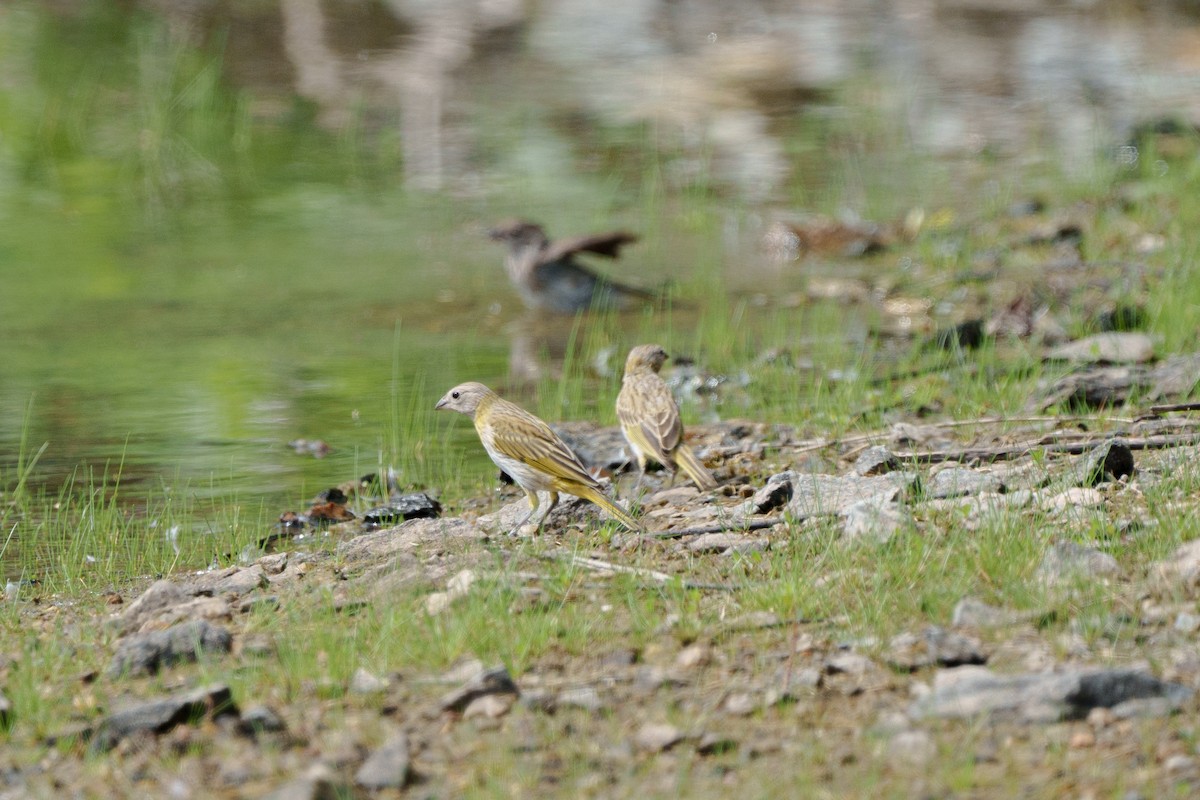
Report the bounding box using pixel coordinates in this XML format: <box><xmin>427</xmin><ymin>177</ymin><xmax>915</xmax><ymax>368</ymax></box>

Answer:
<box><xmin>2</xmin><ymin>1</ymin><xmax>1199</xmax><ymax>576</ymax></box>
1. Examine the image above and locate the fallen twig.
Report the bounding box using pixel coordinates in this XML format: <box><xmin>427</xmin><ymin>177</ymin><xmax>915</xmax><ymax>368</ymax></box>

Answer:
<box><xmin>642</xmin><ymin>517</ymin><xmax>787</xmax><ymax>540</ymax></box>
<box><xmin>541</xmin><ymin>553</ymin><xmax>736</xmax><ymax>591</ymax></box>
<box><xmin>1146</xmin><ymin>401</ymin><xmax>1200</xmax><ymax>415</ymax></box>
<box><xmin>903</xmin><ymin>431</ymin><xmax>1200</xmax><ymax>465</ymax></box>
<box><xmin>782</xmin><ymin>413</ymin><xmax>1138</xmax><ymax>456</ymax></box>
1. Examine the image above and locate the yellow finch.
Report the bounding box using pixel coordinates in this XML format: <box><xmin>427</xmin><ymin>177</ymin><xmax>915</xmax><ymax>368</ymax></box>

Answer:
<box><xmin>616</xmin><ymin>344</ymin><xmax>718</xmax><ymax>491</ymax></box>
<box><xmin>436</xmin><ymin>382</ymin><xmax>640</xmax><ymax>533</ymax></box>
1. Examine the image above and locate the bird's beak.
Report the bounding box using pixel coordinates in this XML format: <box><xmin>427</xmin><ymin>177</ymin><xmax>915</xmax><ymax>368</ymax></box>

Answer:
<box><xmin>486</xmin><ymin>228</ymin><xmax>503</xmax><ymax>240</ymax></box>
<box><xmin>434</xmin><ymin>397</ymin><xmax>448</xmax><ymax>410</ymax></box>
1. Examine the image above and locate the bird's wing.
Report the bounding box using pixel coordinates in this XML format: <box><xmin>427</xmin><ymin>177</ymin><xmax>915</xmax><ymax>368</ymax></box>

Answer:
<box><xmin>541</xmin><ymin>232</ymin><xmax>638</xmax><ymax>263</ymax></box>
<box><xmin>486</xmin><ymin>402</ymin><xmax>599</xmax><ymax>488</ymax></box>
<box><xmin>617</xmin><ymin>377</ymin><xmax>682</xmax><ymax>461</ymax></box>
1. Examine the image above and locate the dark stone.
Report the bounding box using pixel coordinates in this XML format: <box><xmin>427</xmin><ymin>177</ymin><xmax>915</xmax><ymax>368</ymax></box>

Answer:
<box><xmin>930</xmin><ymin>319</ymin><xmax>987</xmax><ymax>351</ymax></box>
<box><xmin>1095</xmin><ymin>304</ymin><xmax>1148</xmax><ymax>333</ymax></box>
<box><xmin>362</xmin><ymin>493</ymin><xmax>442</xmax><ymax>525</ymax></box>
<box><xmin>239</xmin><ymin>705</ymin><xmax>287</xmax><ymax>736</ymax></box>
<box><xmin>439</xmin><ymin>665</ymin><xmax>519</xmax><ymax>713</ymax></box>
<box><xmin>355</xmin><ymin>732</ymin><xmax>411</xmax><ymax>790</ymax></box>
<box><xmin>90</xmin><ymin>684</ymin><xmax>238</xmax><ymax>753</ymax></box>
<box><xmin>748</xmin><ymin>472</ymin><xmax>794</xmax><ymax>514</ymax></box>
<box><xmin>1078</xmin><ymin>439</ymin><xmax>1135</xmax><ymax>486</ymax></box>
<box><xmin>887</xmin><ymin>626</ymin><xmax>989</xmax><ymax>670</ymax></box>
<box><xmin>314</xmin><ymin>487</ymin><xmax>349</xmax><ymax>504</ymax></box>
<box><xmin>108</xmin><ymin>619</ymin><xmax>232</xmax><ymax>678</ymax></box>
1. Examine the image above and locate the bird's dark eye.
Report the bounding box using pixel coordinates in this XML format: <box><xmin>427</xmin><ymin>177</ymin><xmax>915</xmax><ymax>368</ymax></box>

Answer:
<box><xmin>451</xmin><ymin>391</ymin><xmax>460</xmax><ymax>399</ymax></box>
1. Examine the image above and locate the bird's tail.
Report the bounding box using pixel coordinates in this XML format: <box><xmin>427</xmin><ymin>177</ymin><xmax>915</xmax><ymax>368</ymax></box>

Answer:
<box><xmin>675</xmin><ymin>444</ymin><xmax>718</xmax><ymax>491</ymax></box>
<box><xmin>577</xmin><ymin>486</ymin><xmax>642</xmax><ymax>532</ymax></box>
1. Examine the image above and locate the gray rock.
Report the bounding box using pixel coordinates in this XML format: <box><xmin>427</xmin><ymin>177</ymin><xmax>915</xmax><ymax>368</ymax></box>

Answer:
<box><xmin>634</xmin><ymin>665</ymin><xmax>685</xmax><ymax>692</ymax></box>
<box><xmin>349</xmin><ymin>668</ymin><xmax>389</xmax><ymax>695</ymax></box>
<box><xmin>887</xmin><ymin>729</ymin><xmax>935</xmax><ymax>766</ymax></box>
<box><xmin>356</xmin><ymin>732</ymin><xmax>410</xmax><ymax>789</ymax></box>
<box><xmin>90</xmin><ymin>684</ymin><xmax>238</xmax><ymax>753</ymax></box>
<box><xmin>841</xmin><ymin>499</ymin><xmax>908</xmax><ymax>544</ymax></box>
<box><xmin>256</xmin><ymin>552</ymin><xmax>290</xmax><ymax>575</ymax></box>
<box><xmin>787</xmin><ymin>472</ymin><xmax>915</xmax><ymax>517</ymax></box>
<box><xmin>1149</xmin><ymin>352</ymin><xmax>1200</xmax><ymax>400</ymax></box>
<box><xmin>747</xmin><ymin>472</ymin><xmax>794</xmax><ymax>514</ymax></box>
<box><xmin>675</xmin><ymin>644</ymin><xmax>711</xmax><ymax>669</ymax></box>
<box><xmin>202</xmin><ymin>565</ymin><xmax>269</xmax><ymax>596</ymax></box>
<box><xmin>338</xmin><ymin>517</ymin><xmax>485</xmax><ymax>561</ymax></box>
<box><xmin>951</xmin><ymin>597</ymin><xmax>1020</xmax><ymax>628</ymax></box>
<box><xmin>519</xmin><ymin>689</ymin><xmax>558</xmax><ymax>714</ymax></box>
<box><xmin>724</xmin><ymin>537</ymin><xmax>770</xmax><ymax>555</ymax></box>
<box><xmin>1046</xmin><ymin>332</ymin><xmax>1154</xmax><ymax>364</ymax></box>
<box><xmin>927</xmin><ymin>467</ymin><xmax>1002</xmax><ymax>499</ymax></box>
<box><xmin>687</xmin><ymin>533</ymin><xmax>745</xmax><ymax>553</ymax></box>
<box><xmin>1152</xmin><ymin>539</ymin><xmax>1200</xmax><ymax>591</ymax></box>
<box><xmin>853</xmin><ymin>446</ymin><xmax>901</xmax><ymax>476</ymax></box>
<box><xmin>887</xmin><ymin>626</ymin><xmax>988</xmax><ymax>670</ymax></box>
<box><xmin>107</xmin><ymin>619</ymin><xmax>232</xmax><ymax>678</ymax></box>
<box><xmin>825</xmin><ymin>652</ymin><xmax>874</xmax><ymax>677</ymax></box>
<box><xmin>634</xmin><ymin>722</ymin><xmax>683</xmax><ymax>752</ymax></box>
<box><xmin>551</xmin><ymin>422</ymin><xmax>631</xmax><ymax>473</ymax></box>
<box><xmin>722</xmin><ymin>692</ymin><xmax>759</xmax><ymax>716</ymax></box>
<box><xmin>1037</xmin><ymin>542</ymin><xmax>1119</xmax><ymax>586</ymax></box>
<box><xmin>239</xmin><ymin>704</ymin><xmax>287</xmax><ymax>735</ymax></box>
<box><xmin>266</xmin><ymin>765</ymin><xmax>340</xmax><ymax>800</ymax></box>
<box><xmin>439</xmin><ymin>665</ymin><xmax>519</xmax><ymax>713</ymax></box>
<box><xmin>557</xmin><ymin>686</ymin><xmax>605</xmax><ymax>713</ymax></box>
<box><xmin>1111</xmin><ymin>696</ymin><xmax>1180</xmax><ymax>719</ymax></box>
<box><xmin>909</xmin><ymin>666</ymin><xmax>1191</xmax><ymax>722</ymax></box>
<box><xmin>463</xmin><ymin>693</ymin><xmax>514</xmax><ymax>719</ymax></box>
<box><xmin>1041</xmin><ymin>487</ymin><xmax>1105</xmax><ymax>512</ymax></box>
<box><xmin>1176</xmin><ymin>612</ymin><xmax>1200</xmax><ymax>633</ymax></box>
<box><xmin>113</xmin><ymin>579</ymin><xmax>194</xmax><ymax>633</ymax></box>
<box><xmin>1076</xmin><ymin>439</ymin><xmax>1135</xmax><ymax>486</ymax></box>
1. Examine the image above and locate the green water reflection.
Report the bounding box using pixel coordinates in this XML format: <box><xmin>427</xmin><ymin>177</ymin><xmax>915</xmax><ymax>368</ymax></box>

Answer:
<box><xmin>0</xmin><ymin>3</ymin><xmax>770</xmax><ymax>576</ymax></box>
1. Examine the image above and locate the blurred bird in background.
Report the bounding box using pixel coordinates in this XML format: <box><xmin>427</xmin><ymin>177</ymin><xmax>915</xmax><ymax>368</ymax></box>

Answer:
<box><xmin>488</xmin><ymin>219</ymin><xmax>653</xmax><ymax>313</ymax></box>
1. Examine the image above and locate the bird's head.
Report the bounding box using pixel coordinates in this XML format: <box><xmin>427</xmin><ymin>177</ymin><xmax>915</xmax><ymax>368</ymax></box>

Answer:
<box><xmin>625</xmin><ymin>344</ymin><xmax>669</xmax><ymax>374</ymax></box>
<box><xmin>435</xmin><ymin>382</ymin><xmax>494</xmax><ymax>416</ymax></box>
<box><xmin>487</xmin><ymin>220</ymin><xmax>549</xmax><ymax>249</ymax></box>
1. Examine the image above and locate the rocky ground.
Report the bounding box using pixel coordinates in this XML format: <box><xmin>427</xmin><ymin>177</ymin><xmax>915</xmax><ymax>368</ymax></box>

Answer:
<box><xmin>8</xmin><ymin>412</ymin><xmax>1200</xmax><ymax>798</ymax></box>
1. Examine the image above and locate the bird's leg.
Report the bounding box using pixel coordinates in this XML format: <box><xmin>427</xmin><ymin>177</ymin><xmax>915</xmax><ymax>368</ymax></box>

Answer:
<box><xmin>537</xmin><ymin>491</ymin><xmax>560</xmax><ymax>530</ymax></box>
<box><xmin>664</xmin><ymin>465</ymin><xmax>678</xmax><ymax>489</ymax></box>
<box><xmin>509</xmin><ymin>490</ymin><xmax>540</xmax><ymax>536</ymax></box>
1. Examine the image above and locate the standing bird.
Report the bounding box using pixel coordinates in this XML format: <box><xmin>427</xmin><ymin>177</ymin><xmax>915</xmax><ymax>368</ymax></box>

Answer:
<box><xmin>616</xmin><ymin>344</ymin><xmax>718</xmax><ymax>492</ymax></box>
<box><xmin>488</xmin><ymin>220</ymin><xmax>654</xmax><ymax>313</ymax></box>
<box><xmin>436</xmin><ymin>382</ymin><xmax>640</xmax><ymax>534</ymax></box>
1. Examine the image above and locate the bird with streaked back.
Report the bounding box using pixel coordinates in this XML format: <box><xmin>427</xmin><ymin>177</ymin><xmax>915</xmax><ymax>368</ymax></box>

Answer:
<box><xmin>436</xmin><ymin>381</ymin><xmax>641</xmax><ymax>534</ymax></box>
<box><xmin>616</xmin><ymin>344</ymin><xmax>718</xmax><ymax>492</ymax></box>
